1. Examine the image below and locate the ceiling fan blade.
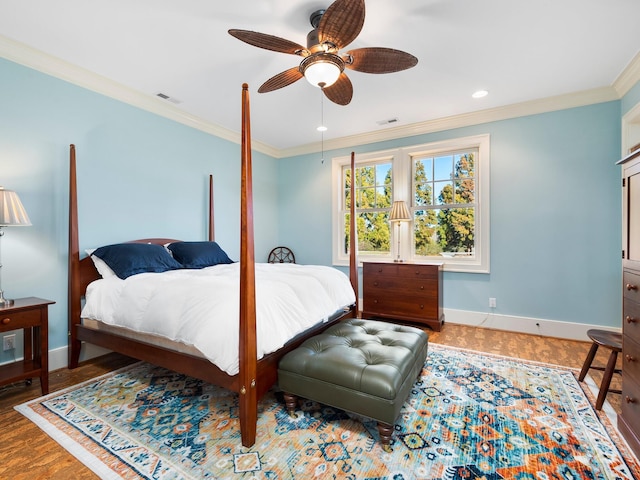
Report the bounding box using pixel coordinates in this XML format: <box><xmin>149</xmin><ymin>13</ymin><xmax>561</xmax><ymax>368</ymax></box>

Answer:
<box><xmin>323</xmin><ymin>73</ymin><xmax>353</xmax><ymax>105</ymax></box>
<box><xmin>345</xmin><ymin>47</ymin><xmax>418</xmax><ymax>74</ymax></box>
<box><xmin>318</xmin><ymin>0</ymin><xmax>365</xmax><ymax>50</ymax></box>
<box><xmin>258</xmin><ymin>67</ymin><xmax>304</xmax><ymax>93</ymax></box>
<box><xmin>228</xmin><ymin>29</ymin><xmax>306</xmax><ymax>56</ymax></box>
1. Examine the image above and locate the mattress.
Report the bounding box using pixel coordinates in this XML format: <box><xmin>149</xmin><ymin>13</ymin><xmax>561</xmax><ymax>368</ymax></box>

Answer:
<box><xmin>81</xmin><ymin>262</ymin><xmax>356</xmax><ymax>375</ymax></box>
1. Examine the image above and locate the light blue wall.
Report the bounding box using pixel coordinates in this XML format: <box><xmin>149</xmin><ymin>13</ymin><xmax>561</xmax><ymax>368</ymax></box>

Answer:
<box><xmin>278</xmin><ymin>102</ymin><xmax>623</xmax><ymax>329</ymax></box>
<box><xmin>0</xmin><ymin>58</ymin><xmax>279</xmax><ymax>362</ymax></box>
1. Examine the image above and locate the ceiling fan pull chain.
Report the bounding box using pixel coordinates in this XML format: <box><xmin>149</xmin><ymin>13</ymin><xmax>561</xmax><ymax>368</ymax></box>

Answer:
<box><xmin>321</xmin><ymin>91</ymin><xmax>325</xmax><ymax>163</ymax></box>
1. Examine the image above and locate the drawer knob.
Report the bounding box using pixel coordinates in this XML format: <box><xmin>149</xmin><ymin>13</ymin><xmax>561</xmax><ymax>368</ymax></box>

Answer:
<box><xmin>1</xmin><ymin>317</ymin><xmax>9</xmax><ymax>325</ymax></box>
<box><xmin>420</xmin><ymin>304</ymin><xmax>424</xmax><ymax>309</ymax></box>
<box><xmin>373</xmin><ymin>281</ymin><xmax>379</xmax><ymax>286</ymax></box>
<box><xmin>626</xmin><ymin>316</ymin><xmax>637</xmax><ymax>324</ymax></box>
<box><xmin>626</xmin><ymin>354</ymin><xmax>636</xmax><ymax>363</ymax></box>
<box><xmin>374</xmin><ymin>299</ymin><xmax>378</xmax><ymax>304</ymax></box>
<box><xmin>626</xmin><ymin>283</ymin><xmax>638</xmax><ymax>291</ymax></box>
<box><xmin>420</xmin><ymin>285</ymin><xmax>424</xmax><ymax>290</ymax></box>
<box><xmin>625</xmin><ymin>396</ymin><xmax>637</xmax><ymax>404</ymax></box>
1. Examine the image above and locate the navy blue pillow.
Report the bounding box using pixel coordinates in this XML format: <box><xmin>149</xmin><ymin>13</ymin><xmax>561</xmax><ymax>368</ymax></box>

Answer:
<box><xmin>168</xmin><ymin>241</ymin><xmax>234</xmax><ymax>269</ymax></box>
<box><xmin>92</xmin><ymin>243</ymin><xmax>183</xmax><ymax>279</ymax></box>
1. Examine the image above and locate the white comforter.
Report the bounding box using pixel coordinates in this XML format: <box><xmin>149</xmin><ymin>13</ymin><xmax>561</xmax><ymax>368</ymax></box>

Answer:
<box><xmin>81</xmin><ymin>263</ymin><xmax>355</xmax><ymax>375</ymax></box>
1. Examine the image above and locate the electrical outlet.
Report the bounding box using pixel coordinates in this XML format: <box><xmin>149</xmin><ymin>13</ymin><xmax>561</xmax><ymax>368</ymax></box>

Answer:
<box><xmin>489</xmin><ymin>297</ymin><xmax>497</xmax><ymax>308</ymax></box>
<box><xmin>3</xmin><ymin>334</ymin><xmax>16</xmax><ymax>351</ymax></box>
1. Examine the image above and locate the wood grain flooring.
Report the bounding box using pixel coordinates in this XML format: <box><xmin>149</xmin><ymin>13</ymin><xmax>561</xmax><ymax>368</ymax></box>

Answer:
<box><xmin>0</xmin><ymin>324</ymin><xmax>622</xmax><ymax>479</ymax></box>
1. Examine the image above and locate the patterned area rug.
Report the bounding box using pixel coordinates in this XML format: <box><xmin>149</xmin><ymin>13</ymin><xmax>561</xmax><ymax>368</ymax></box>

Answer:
<box><xmin>16</xmin><ymin>344</ymin><xmax>640</xmax><ymax>479</ymax></box>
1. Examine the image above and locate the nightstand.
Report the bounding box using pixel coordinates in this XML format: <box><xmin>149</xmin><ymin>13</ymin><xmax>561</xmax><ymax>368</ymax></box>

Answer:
<box><xmin>0</xmin><ymin>297</ymin><xmax>55</xmax><ymax>395</ymax></box>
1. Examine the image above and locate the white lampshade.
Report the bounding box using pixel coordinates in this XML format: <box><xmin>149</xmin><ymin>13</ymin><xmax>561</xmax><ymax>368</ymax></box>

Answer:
<box><xmin>0</xmin><ymin>187</ymin><xmax>31</xmax><ymax>226</ymax></box>
<box><xmin>304</xmin><ymin>60</ymin><xmax>341</xmax><ymax>88</ymax></box>
<box><xmin>389</xmin><ymin>200</ymin><xmax>411</xmax><ymax>222</ymax></box>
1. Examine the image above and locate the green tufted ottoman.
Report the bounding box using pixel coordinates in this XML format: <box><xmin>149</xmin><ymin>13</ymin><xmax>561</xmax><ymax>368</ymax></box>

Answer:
<box><xmin>278</xmin><ymin>318</ymin><xmax>429</xmax><ymax>450</ymax></box>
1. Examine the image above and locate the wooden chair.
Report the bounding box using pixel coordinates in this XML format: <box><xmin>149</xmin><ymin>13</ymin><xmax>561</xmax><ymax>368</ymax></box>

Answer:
<box><xmin>578</xmin><ymin>329</ymin><xmax>622</xmax><ymax>410</ymax></box>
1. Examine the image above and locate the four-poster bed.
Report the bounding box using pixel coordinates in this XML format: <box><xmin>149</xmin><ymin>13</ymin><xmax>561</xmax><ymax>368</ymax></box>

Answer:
<box><xmin>67</xmin><ymin>84</ymin><xmax>359</xmax><ymax>448</ymax></box>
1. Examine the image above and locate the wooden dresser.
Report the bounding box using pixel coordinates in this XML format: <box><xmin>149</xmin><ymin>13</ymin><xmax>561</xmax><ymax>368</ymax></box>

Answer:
<box><xmin>362</xmin><ymin>262</ymin><xmax>443</xmax><ymax>331</ymax></box>
<box><xmin>618</xmin><ymin>149</ymin><xmax>640</xmax><ymax>458</ymax></box>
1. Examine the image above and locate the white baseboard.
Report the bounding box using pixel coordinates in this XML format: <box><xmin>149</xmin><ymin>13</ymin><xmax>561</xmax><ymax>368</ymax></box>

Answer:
<box><xmin>443</xmin><ymin>307</ymin><xmax>621</xmax><ymax>342</ymax></box>
<box><xmin>0</xmin><ymin>342</ymin><xmax>111</xmax><ymax>372</ymax></box>
<box><xmin>4</xmin><ymin>308</ymin><xmax>623</xmax><ymax>373</ymax></box>
<box><xmin>47</xmin><ymin>342</ymin><xmax>113</xmax><ymax>372</ymax></box>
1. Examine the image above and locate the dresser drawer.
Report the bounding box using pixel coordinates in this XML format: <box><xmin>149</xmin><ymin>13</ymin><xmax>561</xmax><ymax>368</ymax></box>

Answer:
<box><xmin>623</xmin><ymin>335</ymin><xmax>640</xmax><ymax>385</ymax></box>
<box><xmin>363</xmin><ymin>262</ymin><xmax>439</xmax><ymax>280</ymax></box>
<box><xmin>624</xmin><ymin>270</ymin><xmax>640</xmax><ymax>302</ymax></box>
<box><xmin>0</xmin><ymin>308</ymin><xmax>41</xmax><ymax>331</ymax></box>
<box><xmin>363</xmin><ymin>275</ymin><xmax>438</xmax><ymax>297</ymax></box>
<box><xmin>621</xmin><ymin>378</ymin><xmax>640</xmax><ymax>437</ymax></box>
<box><xmin>364</xmin><ymin>294</ymin><xmax>437</xmax><ymax>319</ymax></box>
<box><xmin>623</xmin><ymin>298</ymin><xmax>640</xmax><ymax>344</ymax></box>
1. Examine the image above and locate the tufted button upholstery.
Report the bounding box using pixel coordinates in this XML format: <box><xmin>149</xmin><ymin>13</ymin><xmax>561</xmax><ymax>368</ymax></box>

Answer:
<box><xmin>278</xmin><ymin>319</ymin><xmax>429</xmax><ymax>435</ymax></box>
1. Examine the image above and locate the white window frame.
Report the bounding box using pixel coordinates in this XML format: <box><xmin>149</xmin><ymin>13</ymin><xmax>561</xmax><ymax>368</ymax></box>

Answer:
<box><xmin>332</xmin><ymin>148</ymin><xmax>399</xmax><ymax>265</ymax></box>
<box><xmin>332</xmin><ymin>134</ymin><xmax>490</xmax><ymax>273</ymax></box>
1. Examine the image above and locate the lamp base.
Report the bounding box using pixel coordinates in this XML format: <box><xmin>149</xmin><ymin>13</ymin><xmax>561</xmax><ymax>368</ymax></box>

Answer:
<box><xmin>0</xmin><ymin>291</ymin><xmax>14</xmax><ymax>307</ymax></box>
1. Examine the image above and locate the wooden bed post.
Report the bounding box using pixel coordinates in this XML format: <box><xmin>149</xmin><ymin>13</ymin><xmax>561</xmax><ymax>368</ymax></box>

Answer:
<box><xmin>239</xmin><ymin>84</ymin><xmax>258</xmax><ymax>447</ymax></box>
<box><xmin>209</xmin><ymin>174</ymin><xmax>215</xmax><ymax>242</ymax></box>
<box><xmin>349</xmin><ymin>152</ymin><xmax>358</xmax><ymax>306</ymax></box>
<box><xmin>68</xmin><ymin>144</ymin><xmax>82</xmax><ymax>368</ymax></box>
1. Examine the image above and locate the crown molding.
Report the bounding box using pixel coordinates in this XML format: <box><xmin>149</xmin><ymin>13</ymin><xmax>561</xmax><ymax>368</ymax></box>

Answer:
<box><xmin>280</xmin><ymin>86</ymin><xmax>618</xmax><ymax>158</ymax></box>
<box><xmin>613</xmin><ymin>50</ymin><xmax>640</xmax><ymax>97</ymax></box>
<box><xmin>0</xmin><ymin>35</ymin><xmax>280</xmax><ymax>158</ymax></box>
<box><xmin>0</xmin><ymin>34</ymin><xmax>629</xmax><ymax>160</ymax></box>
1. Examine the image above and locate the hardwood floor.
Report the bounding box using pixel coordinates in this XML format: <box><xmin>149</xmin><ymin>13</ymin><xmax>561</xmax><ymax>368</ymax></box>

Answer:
<box><xmin>0</xmin><ymin>353</ymin><xmax>135</xmax><ymax>480</ymax></box>
<box><xmin>0</xmin><ymin>324</ymin><xmax>622</xmax><ymax>479</ymax></box>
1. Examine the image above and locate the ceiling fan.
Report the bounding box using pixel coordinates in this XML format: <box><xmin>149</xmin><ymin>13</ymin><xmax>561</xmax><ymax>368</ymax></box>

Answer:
<box><xmin>228</xmin><ymin>0</ymin><xmax>418</xmax><ymax>105</ymax></box>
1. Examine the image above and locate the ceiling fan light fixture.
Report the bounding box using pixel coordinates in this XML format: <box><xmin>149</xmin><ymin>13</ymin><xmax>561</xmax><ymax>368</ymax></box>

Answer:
<box><xmin>301</xmin><ymin>53</ymin><xmax>344</xmax><ymax>88</ymax></box>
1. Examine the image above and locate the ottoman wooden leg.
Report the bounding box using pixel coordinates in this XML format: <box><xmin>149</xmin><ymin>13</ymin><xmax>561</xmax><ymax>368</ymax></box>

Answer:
<box><xmin>283</xmin><ymin>392</ymin><xmax>298</xmax><ymax>418</ymax></box>
<box><xmin>377</xmin><ymin>422</ymin><xmax>394</xmax><ymax>452</ymax></box>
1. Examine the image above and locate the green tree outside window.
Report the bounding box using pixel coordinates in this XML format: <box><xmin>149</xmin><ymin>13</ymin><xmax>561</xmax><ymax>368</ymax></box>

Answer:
<box><xmin>343</xmin><ymin>162</ymin><xmax>392</xmax><ymax>255</ymax></box>
<box><xmin>414</xmin><ymin>152</ymin><xmax>475</xmax><ymax>257</ymax></box>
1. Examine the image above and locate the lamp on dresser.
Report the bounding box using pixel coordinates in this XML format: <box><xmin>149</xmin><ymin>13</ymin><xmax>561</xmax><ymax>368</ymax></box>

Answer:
<box><xmin>389</xmin><ymin>200</ymin><xmax>411</xmax><ymax>262</ymax></box>
<box><xmin>0</xmin><ymin>187</ymin><xmax>31</xmax><ymax>306</ymax></box>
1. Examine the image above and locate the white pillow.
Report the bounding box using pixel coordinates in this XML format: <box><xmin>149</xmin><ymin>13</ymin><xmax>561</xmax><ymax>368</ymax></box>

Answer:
<box><xmin>85</xmin><ymin>248</ymin><xmax>116</xmax><ymax>279</ymax></box>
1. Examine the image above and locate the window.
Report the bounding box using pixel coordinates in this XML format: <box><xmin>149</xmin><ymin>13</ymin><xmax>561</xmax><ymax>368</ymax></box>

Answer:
<box><xmin>332</xmin><ymin>135</ymin><xmax>490</xmax><ymax>272</ymax></box>
<box><xmin>413</xmin><ymin>149</ymin><xmax>476</xmax><ymax>257</ymax></box>
<box><xmin>344</xmin><ymin>159</ymin><xmax>393</xmax><ymax>256</ymax></box>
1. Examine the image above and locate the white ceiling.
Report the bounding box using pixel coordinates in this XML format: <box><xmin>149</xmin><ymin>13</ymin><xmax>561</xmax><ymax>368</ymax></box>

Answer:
<box><xmin>1</xmin><ymin>0</ymin><xmax>640</xmax><ymax>154</ymax></box>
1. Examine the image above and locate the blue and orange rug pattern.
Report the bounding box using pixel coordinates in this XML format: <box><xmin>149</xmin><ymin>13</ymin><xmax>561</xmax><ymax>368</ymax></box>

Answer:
<box><xmin>16</xmin><ymin>344</ymin><xmax>640</xmax><ymax>479</ymax></box>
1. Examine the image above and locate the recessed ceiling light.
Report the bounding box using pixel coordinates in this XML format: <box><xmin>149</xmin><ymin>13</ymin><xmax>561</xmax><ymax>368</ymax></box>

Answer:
<box><xmin>317</xmin><ymin>125</ymin><xmax>328</xmax><ymax>132</ymax></box>
<box><xmin>472</xmin><ymin>90</ymin><xmax>488</xmax><ymax>99</ymax></box>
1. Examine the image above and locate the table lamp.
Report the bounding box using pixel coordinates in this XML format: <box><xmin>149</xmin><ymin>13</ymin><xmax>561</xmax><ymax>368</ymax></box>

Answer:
<box><xmin>389</xmin><ymin>200</ymin><xmax>411</xmax><ymax>262</ymax></box>
<box><xmin>0</xmin><ymin>187</ymin><xmax>31</xmax><ymax>306</ymax></box>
